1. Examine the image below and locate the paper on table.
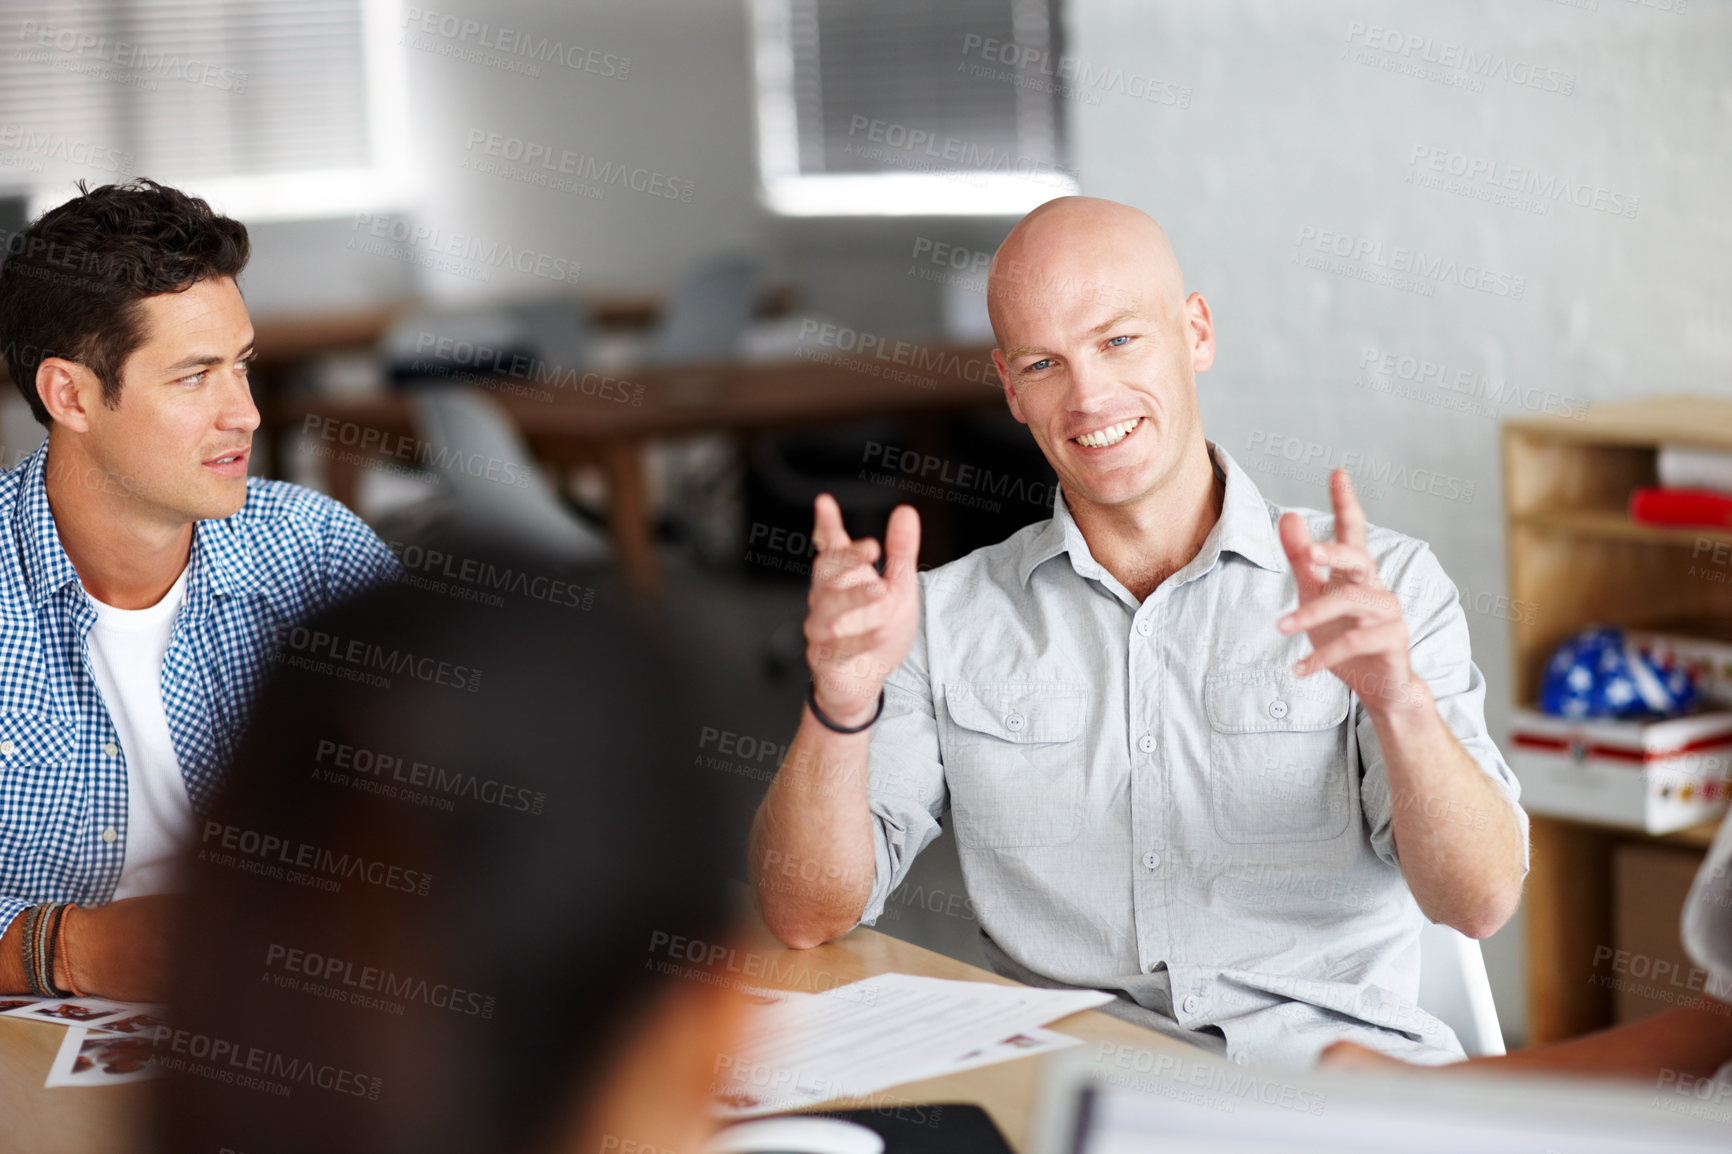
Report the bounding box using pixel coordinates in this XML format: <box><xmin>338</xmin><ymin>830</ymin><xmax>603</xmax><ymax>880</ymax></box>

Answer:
<box><xmin>0</xmin><ymin>996</ymin><xmax>155</xmax><ymax>1032</ymax></box>
<box><xmin>940</xmin><ymin>1026</ymin><xmax>1082</xmax><ymax>1077</ymax></box>
<box><xmin>713</xmin><ymin>972</ymin><xmax>1110</xmax><ymax>1117</ymax></box>
<box><xmin>44</xmin><ymin>1026</ymin><xmax>163</xmax><ymax>1088</ymax></box>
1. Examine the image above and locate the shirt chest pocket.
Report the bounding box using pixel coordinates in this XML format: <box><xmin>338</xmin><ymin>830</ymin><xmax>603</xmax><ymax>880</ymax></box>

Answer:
<box><xmin>940</xmin><ymin>680</ymin><xmax>1087</xmax><ymax>849</ymax></box>
<box><xmin>1205</xmin><ymin>671</ymin><xmax>1353</xmax><ymax>845</ymax></box>
<box><xmin>0</xmin><ymin>710</ymin><xmax>77</xmax><ymax>850</ymax></box>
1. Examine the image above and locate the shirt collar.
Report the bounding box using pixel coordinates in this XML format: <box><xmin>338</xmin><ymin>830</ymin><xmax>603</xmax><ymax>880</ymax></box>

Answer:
<box><xmin>16</xmin><ymin>441</ymin><xmax>77</xmax><ymax>606</ymax></box>
<box><xmin>1016</xmin><ymin>441</ymin><xmax>1287</xmax><ymax>588</ymax></box>
<box><xmin>13</xmin><ymin>439</ymin><xmax>265</xmax><ymax>607</ymax></box>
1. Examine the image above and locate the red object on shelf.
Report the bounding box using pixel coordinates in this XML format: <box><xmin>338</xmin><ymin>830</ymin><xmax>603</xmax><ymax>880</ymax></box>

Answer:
<box><xmin>1629</xmin><ymin>486</ymin><xmax>1732</xmax><ymax>530</ymax></box>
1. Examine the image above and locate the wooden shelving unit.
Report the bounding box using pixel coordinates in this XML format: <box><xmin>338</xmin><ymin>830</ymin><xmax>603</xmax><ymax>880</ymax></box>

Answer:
<box><xmin>1504</xmin><ymin>395</ymin><xmax>1732</xmax><ymax>1044</ymax></box>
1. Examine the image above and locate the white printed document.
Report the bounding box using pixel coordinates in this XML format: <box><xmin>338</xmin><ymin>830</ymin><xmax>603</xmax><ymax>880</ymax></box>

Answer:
<box><xmin>713</xmin><ymin>972</ymin><xmax>1112</xmax><ymax>1116</ymax></box>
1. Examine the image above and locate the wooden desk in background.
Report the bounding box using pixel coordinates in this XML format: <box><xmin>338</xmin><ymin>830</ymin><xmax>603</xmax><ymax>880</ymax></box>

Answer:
<box><xmin>274</xmin><ymin>347</ymin><xmax>1006</xmax><ymax>591</ymax></box>
<box><xmin>0</xmin><ymin>917</ymin><xmax>1187</xmax><ymax>1154</ymax></box>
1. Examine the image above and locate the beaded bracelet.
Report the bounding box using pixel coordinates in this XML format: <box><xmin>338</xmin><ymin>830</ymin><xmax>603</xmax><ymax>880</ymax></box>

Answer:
<box><xmin>20</xmin><ymin>903</ymin><xmax>70</xmax><ymax>997</ymax></box>
<box><xmin>55</xmin><ymin>904</ymin><xmax>82</xmax><ymax>997</ymax></box>
<box><xmin>19</xmin><ymin>904</ymin><xmax>44</xmax><ymax>996</ymax></box>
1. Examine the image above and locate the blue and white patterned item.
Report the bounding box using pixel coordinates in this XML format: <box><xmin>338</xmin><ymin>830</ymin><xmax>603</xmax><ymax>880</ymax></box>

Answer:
<box><xmin>1540</xmin><ymin>626</ymin><xmax>1700</xmax><ymax>720</ymax></box>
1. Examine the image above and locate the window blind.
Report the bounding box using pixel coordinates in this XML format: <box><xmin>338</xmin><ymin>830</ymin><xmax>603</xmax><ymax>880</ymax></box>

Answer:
<box><xmin>790</xmin><ymin>0</ymin><xmax>1064</xmax><ymax>177</ymax></box>
<box><xmin>0</xmin><ymin>1</ymin><xmax>369</xmax><ymax>194</ymax></box>
<box><xmin>754</xmin><ymin>0</ymin><xmax>1072</xmax><ymax>213</ymax></box>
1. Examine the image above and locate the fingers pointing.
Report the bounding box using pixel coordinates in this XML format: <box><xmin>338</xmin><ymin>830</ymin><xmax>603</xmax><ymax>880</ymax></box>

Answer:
<box><xmin>1278</xmin><ymin>511</ymin><xmax>1325</xmax><ymax>600</ymax></box>
<box><xmin>813</xmin><ymin>493</ymin><xmax>851</xmax><ymax>554</ymax></box>
<box><xmin>883</xmin><ymin>504</ymin><xmax>922</xmax><ymax>588</ymax></box>
<box><xmin>1331</xmin><ymin>469</ymin><xmax>1367</xmax><ymax>550</ymax></box>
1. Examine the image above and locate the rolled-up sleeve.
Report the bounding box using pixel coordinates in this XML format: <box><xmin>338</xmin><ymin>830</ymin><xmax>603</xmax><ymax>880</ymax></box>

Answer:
<box><xmin>1358</xmin><ymin>544</ymin><xmax>1530</xmax><ymax>873</ymax></box>
<box><xmin>856</xmin><ymin>598</ymin><xmax>950</xmax><ymax>927</ymax></box>
<box><xmin>0</xmin><ymin>895</ymin><xmax>27</xmax><ymax>943</ymax></box>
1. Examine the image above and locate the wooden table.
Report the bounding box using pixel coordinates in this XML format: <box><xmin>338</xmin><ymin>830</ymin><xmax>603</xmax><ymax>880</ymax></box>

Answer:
<box><xmin>0</xmin><ymin>917</ymin><xmax>1187</xmax><ymax>1154</ymax></box>
<box><xmin>273</xmin><ymin>347</ymin><xmax>1006</xmax><ymax>592</ymax></box>
<box><xmin>0</xmin><ymin>1016</ymin><xmax>146</xmax><ymax>1154</ymax></box>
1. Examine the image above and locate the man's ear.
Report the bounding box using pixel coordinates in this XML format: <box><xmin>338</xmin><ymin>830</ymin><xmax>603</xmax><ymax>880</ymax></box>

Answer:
<box><xmin>1187</xmin><ymin>292</ymin><xmax>1216</xmax><ymax>374</ymax></box>
<box><xmin>992</xmin><ymin>349</ymin><xmax>1027</xmax><ymax>425</ymax></box>
<box><xmin>35</xmin><ymin>357</ymin><xmax>102</xmax><ymax>433</ymax></box>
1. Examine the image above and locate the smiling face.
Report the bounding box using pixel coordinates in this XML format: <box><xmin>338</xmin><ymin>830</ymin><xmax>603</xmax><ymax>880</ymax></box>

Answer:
<box><xmin>988</xmin><ymin>198</ymin><xmax>1214</xmax><ymax>516</ymax></box>
<box><xmin>68</xmin><ymin>275</ymin><xmax>259</xmax><ymax>525</ymax></box>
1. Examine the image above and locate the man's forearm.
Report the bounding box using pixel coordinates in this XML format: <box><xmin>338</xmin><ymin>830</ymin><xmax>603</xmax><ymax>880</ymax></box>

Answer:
<box><xmin>1462</xmin><ymin>1001</ymin><xmax>1732</xmax><ymax>1079</ymax></box>
<box><xmin>750</xmin><ymin>706</ymin><xmax>879</xmax><ymax>949</ymax></box>
<box><xmin>1371</xmin><ymin>682</ymin><xmax>1526</xmax><ymax>938</ymax></box>
<box><xmin>0</xmin><ymin>914</ymin><xmax>29</xmax><ymax>993</ymax></box>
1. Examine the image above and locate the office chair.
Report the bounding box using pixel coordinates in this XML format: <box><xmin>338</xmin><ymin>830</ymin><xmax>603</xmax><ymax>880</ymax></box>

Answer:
<box><xmin>402</xmin><ymin>385</ymin><xmax>611</xmax><ymax>565</ymax></box>
<box><xmin>1416</xmin><ymin>920</ymin><xmax>1506</xmax><ymax>1057</ymax></box>
<box><xmin>642</xmin><ymin>254</ymin><xmax>762</xmax><ymax>364</ymax></box>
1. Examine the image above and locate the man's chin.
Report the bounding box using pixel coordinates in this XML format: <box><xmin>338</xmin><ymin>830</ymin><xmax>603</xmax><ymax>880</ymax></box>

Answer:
<box><xmin>1059</xmin><ymin>460</ymin><xmax>1160</xmax><ymax>509</ymax></box>
<box><xmin>189</xmin><ymin>482</ymin><xmax>249</xmax><ymax>523</ymax></box>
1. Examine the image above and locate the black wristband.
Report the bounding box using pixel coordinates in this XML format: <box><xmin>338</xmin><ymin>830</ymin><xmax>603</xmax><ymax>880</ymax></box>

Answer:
<box><xmin>807</xmin><ymin>683</ymin><xmax>885</xmax><ymax>734</ymax></box>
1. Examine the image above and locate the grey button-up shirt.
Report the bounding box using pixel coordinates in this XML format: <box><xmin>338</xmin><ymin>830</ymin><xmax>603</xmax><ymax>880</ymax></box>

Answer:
<box><xmin>858</xmin><ymin>443</ymin><xmax>1528</xmax><ymax>1067</ymax></box>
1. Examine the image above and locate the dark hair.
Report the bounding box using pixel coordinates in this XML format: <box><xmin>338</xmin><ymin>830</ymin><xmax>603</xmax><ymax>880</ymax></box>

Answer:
<box><xmin>0</xmin><ymin>178</ymin><xmax>250</xmax><ymax>427</ymax></box>
<box><xmin>155</xmin><ymin>552</ymin><xmax>736</xmax><ymax>1154</ymax></box>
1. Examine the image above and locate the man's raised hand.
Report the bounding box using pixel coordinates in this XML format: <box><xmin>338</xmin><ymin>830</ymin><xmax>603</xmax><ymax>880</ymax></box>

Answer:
<box><xmin>1276</xmin><ymin>469</ymin><xmax>1418</xmax><ymax>714</ymax></box>
<box><xmin>804</xmin><ymin>495</ymin><xmax>921</xmax><ymax>727</ymax></box>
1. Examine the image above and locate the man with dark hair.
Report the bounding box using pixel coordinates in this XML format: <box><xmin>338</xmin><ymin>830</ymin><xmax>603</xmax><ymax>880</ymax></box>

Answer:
<box><xmin>0</xmin><ymin>180</ymin><xmax>399</xmax><ymax>1000</ymax></box>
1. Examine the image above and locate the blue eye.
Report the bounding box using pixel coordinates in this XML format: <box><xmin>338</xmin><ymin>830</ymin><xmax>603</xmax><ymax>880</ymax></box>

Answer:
<box><xmin>1026</xmin><ymin>358</ymin><xmax>1055</xmax><ymax>372</ymax></box>
<box><xmin>1106</xmin><ymin>334</ymin><xmax>1131</xmax><ymax>347</ymax></box>
<box><xmin>181</xmin><ymin>371</ymin><xmax>207</xmax><ymax>386</ymax></box>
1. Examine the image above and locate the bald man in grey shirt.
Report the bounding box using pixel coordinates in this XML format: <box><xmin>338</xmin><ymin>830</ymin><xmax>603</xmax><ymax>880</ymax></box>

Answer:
<box><xmin>750</xmin><ymin>197</ymin><xmax>1528</xmax><ymax>1068</ymax></box>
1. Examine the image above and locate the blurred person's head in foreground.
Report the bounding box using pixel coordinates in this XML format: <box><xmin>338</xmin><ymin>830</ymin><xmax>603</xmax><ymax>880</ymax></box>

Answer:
<box><xmin>154</xmin><ymin>554</ymin><xmax>746</xmax><ymax>1154</ymax></box>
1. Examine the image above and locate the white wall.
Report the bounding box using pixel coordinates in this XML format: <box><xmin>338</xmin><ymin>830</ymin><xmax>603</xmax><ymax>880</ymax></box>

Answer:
<box><xmin>1066</xmin><ymin>0</ymin><xmax>1732</xmax><ymax>1043</ymax></box>
<box><xmin>236</xmin><ymin>0</ymin><xmax>769</xmax><ymax>313</ymax></box>
<box><xmin>396</xmin><ymin>0</ymin><xmax>768</xmax><ymax>304</ymax></box>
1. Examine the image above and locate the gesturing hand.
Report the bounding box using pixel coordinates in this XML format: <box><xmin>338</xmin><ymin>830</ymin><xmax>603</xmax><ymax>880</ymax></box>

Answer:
<box><xmin>804</xmin><ymin>495</ymin><xmax>922</xmax><ymax>728</ymax></box>
<box><xmin>1276</xmin><ymin>470</ymin><xmax>1419</xmax><ymax>715</ymax></box>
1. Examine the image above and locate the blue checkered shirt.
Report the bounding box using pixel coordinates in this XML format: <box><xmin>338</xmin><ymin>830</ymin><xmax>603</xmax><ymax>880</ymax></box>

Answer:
<box><xmin>0</xmin><ymin>441</ymin><xmax>401</xmax><ymax>937</ymax></box>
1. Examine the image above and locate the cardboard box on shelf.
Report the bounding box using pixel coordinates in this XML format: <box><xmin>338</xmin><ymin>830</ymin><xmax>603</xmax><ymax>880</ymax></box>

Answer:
<box><xmin>1611</xmin><ymin>843</ymin><xmax>1712</xmax><ymax>1024</ymax></box>
<box><xmin>1510</xmin><ymin>709</ymin><xmax>1732</xmax><ymax>834</ymax></box>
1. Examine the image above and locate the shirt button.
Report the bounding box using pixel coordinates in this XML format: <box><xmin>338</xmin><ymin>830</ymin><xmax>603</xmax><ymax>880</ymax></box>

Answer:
<box><xmin>1267</xmin><ymin>700</ymin><xmax>1288</xmax><ymax>720</ymax></box>
<box><xmin>1004</xmin><ymin>712</ymin><xmax>1026</xmax><ymax>733</ymax></box>
<box><xmin>1232</xmin><ymin>1051</ymin><xmax>1250</xmax><ymax>1065</ymax></box>
<box><xmin>101</xmin><ymin>827</ymin><xmax>118</xmax><ymax>844</ymax></box>
<box><xmin>1181</xmin><ymin>993</ymin><xmax>1203</xmax><ymax>1016</ymax></box>
<box><xmin>1135</xmin><ymin>619</ymin><xmax>1152</xmax><ymax>637</ymax></box>
<box><xmin>0</xmin><ymin>740</ymin><xmax>13</xmax><ymax>756</ymax></box>
<box><xmin>1142</xmin><ymin>850</ymin><xmax>1161</xmax><ymax>870</ymax></box>
<box><xmin>102</xmin><ymin>741</ymin><xmax>119</xmax><ymax>758</ymax></box>
<box><xmin>1138</xmin><ymin>734</ymin><xmax>1155</xmax><ymax>754</ymax></box>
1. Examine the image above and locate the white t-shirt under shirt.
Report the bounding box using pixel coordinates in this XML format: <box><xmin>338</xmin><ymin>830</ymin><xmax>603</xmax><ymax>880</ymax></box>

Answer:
<box><xmin>84</xmin><ymin>566</ymin><xmax>196</xmax><ymax>901</ymax></box>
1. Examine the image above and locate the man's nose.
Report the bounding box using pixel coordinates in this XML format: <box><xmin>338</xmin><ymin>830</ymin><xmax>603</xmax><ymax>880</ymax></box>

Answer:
<box><xmin>1064</xmin><ymin>356</ymin><xmax>1117</xmax><ymax>411</ymax></box>
<box><xmin>218</xmin><ymin>368</ymin><xmax>261</xmax><ymax>433</ymax></box>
